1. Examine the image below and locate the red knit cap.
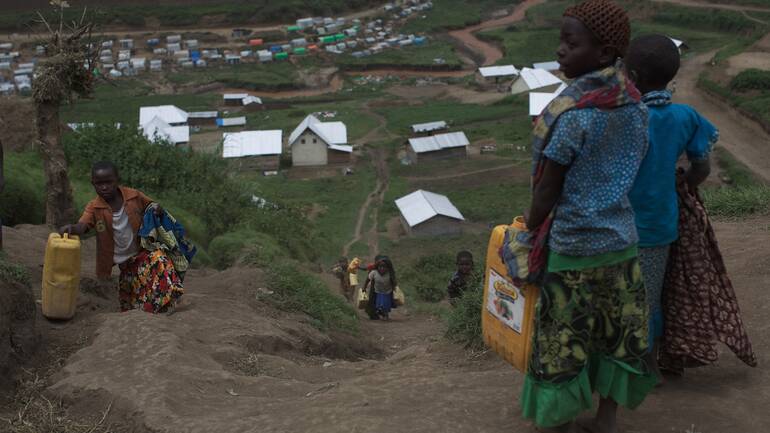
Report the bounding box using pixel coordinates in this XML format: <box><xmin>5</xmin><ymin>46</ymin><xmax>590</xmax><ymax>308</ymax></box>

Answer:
<box><xmin>564</xmin><ymin>0</ymin><xmax>631</xmax><ymax>56</ymax></box>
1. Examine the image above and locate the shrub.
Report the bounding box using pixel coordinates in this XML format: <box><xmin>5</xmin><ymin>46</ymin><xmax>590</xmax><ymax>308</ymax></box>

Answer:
<box><xmin>0</xmin><ymin>152</ymin><xmax>45</xmax><ymax>226</ymax></box>
<box><xmin>402</xmin><ymin>253</ymin><xmax>456</xmax><ymax>302</ymax></box>
<box><xmin>0</xmin><ymin>252</ymin><xmax>30</xmax><ymax>286</ymax></box>
<box><xmin>702</xmin><ymin>185</ymin><xmax>770</xmax><ymax>218</ymax></box>
<box><xmin>731</xmin><ymin>69</ymin><xmax>770</xmax><ymax>92</ymax></box>
<box><xmin>445</xmin><ymin>277</ymin><xmax>484</xmax><ymax>350</ymax></box>
<box><xmin>265</xmin><ymin>263</ymin><xmax>358</xmax><ymax>332</ymax></box>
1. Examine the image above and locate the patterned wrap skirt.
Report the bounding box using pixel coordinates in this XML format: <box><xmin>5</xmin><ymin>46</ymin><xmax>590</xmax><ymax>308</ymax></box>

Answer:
<box><xmin>118</xmin><ymin>249</ymin><xmax>184</xmax><ymax>313</ymax></box>
<box><xmin>521</xmin><ymin>257</ymin><xmax>657</xmax><ymax>427</ymax></box>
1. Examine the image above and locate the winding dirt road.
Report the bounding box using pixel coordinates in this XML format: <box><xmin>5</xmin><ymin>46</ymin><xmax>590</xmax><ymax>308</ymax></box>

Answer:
<box><xmin>676</xmin><ymin>51</ymin><xmax>770</xmax><ymax>183</ymax></box>
<box><xmin>448</xmin><ymin>0</ymin><xmax>547</xmax><ymax>66</ymax></box>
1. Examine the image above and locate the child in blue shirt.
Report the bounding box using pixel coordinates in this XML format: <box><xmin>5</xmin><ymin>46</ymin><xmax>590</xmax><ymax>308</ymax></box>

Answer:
<box><xmin>625</xmin><ymin>34</ymin><xmax>717</xmax><ymax>382</ymax></box>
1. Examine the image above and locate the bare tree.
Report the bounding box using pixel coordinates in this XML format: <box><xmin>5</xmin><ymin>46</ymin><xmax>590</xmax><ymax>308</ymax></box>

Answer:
<box><xmin>32</xmin><ymin>1</ymin><xmax>97</xmax><ymax>227</ymax></box>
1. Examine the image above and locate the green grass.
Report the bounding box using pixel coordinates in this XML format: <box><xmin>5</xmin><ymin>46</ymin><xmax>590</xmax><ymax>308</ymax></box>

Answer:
<box><xmin>245</xmin><ymin>165</ymin><xmax>377</xmax><ymax>264</ymax></box>
<box><xmin>165</xmin><ymin>62</ymin><xmax>301</xmax><ymax>91</ymax></box>
<box><xmin>337</xmin><ymin>41</ymin><xmax>463</xmax><ymax>69</ymax></box>
<box><xmin>702</xmin><ymin>147</ymin><xmax>770</xmax><ymax>218</ymax></box>
<box><xmin>61</xmin><ymin>80</ymin><xmax>217</xmax><ymax>124</ymax></box>
<box><xmin>479</xmin><ymin>27</ymin><xmax>559</xmax><ymax>66</ymax></box>
<box><xmin>0</xmin><ymin>252</ymin><xmax>30</xmax><ymax>286</ymax></box>
<box><xmin>0</xmin><ymin>0</ymin><xmax>382</xmax><ymax>31</ymax></box>
<box><xmin>445</xmin><ymin>281</ymin><xmax>484</xmax><ymax>349</ymax></box>
<box><xmin>699</xmin><ymin>74</ymin><xmax>770</xmax><ymax>127</ymax></box>
<box><xmin>447</xmin><ymin>182</ymin><xmax>530</xmax><ymax>225</ymax></box>
<box><xmin>400</xmin><ymin>0</ymin><xmax>515</xmax><ymax>33</ymax></box>
<box><xmin>265</xmin><ymin>262</ymin><xmax>359</xmax><ymax>332</ymax></box>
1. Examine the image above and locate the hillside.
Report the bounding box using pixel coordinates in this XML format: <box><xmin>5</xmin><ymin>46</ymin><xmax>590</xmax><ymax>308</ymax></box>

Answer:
<box><xmin>1</xmin><ymin>0</ymin><xmax>770</xmax><ymax>432</ymax></box>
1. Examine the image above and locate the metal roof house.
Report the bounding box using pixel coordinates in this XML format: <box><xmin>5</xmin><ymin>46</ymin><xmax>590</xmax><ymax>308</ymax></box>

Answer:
<box><xmin>511</xmin><ymin>67</ymin><xmax>564</xmax><ymax>95</ymax></box>
<box><xmin>395</xmin><ymin>189</ymin><xmax>465</xmax><ymax>236</ymax></box>
<box><xmin>139</xmin><ymin>105</ymin><xmax>188</xmax><ymax>126</ymax></box>
<box><xmin>407</xmin><ymin>131</ymin><xmax>469</xmax><ymax>163</ymax></box>
<box><xmin>528</xmin><ymin>83</ymin><xmax>567</xmax><ymax>117</ymax></box>
<box><xmin>217</xmin><ymin>116</ymin><xmax>247</xmax><ymax>127</ymax></box>
<box><xmin>187</xmin><ymin>111</ymin><xmax>219</xmax><ymax>126</ymax></box>
<box><xmin>479</xmin><ymin>65</ymin><xmax>519</xmax><ymax>82</ymax></box>
<box><xmin>532</xmin><ymin>61</ymin><xmax>560</xmax><ymax>71</ymax></box>
<box><xmin>289</xmin><ymin>114</ymin><xmax>352</xmax><ymax>167</ymax></box>
<box><xmin>141</xmin><ymin>116</ymin><xmax>190</xmax><ymax>146</ymax></box>
<box><xmin>411</xmin><ymin>120</ymin><xmax>448</xmax><ymax>135</ymax></box>
<box><xmin>223</xmin><ymin>93</ymin><xmax>249</xmax><ymax>106</ymax></box>
<box><xmin>222</xmin><ymin>130</ymin><xmax>283</xmax><ymax>172</ymax></box>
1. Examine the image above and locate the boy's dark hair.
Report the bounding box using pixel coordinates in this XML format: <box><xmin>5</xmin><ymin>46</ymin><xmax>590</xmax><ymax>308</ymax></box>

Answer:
<box><xmin>456</xmin><ymin>250</ymin><xmax>474</xmax><ymax>263</ymax></box>
<box><xmin>91</xmin><ymin>161</ymin><xmax>119</xmax><ymax>178</ymax></box>
<box><xmin>626</xmin><ymin>34</ymin><xmax>680</xmax><ymax>89</ymax></box>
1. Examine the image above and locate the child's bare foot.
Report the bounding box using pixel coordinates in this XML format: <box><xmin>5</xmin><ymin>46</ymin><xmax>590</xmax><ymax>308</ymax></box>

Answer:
<box><xmin>166</xmin><ymin>297</ymin><xmax>191</xmax><ymax>316</ymax></box>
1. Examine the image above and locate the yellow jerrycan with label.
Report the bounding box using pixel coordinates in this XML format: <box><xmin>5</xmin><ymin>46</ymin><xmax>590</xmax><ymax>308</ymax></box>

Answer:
<box><xmin>482</xmin><ymin>217</ymin><xmax>540</xmax><ymax>372</ymax></box>
<box><xmin>41</xmin><ymin>233</ymin><xmax>82</xmax><ymax>320</ymax></box>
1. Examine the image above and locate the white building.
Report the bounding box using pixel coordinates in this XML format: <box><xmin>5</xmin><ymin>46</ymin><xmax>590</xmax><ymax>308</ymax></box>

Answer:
<box><xmin>395</xmin><ymin>189</ymin><xmax>465</xmax><ymax>236</ymax></box>
<box><xmin>528</xmin><ymin>83</ymin><xmax>568</xmax><ymax>117</ymax></box>
<box><xmin>141</xmin><ymin>116</ymin><xmax>189</xmax><ymax>145</ymax></box>
<box><xmin>222</xmin><ymin>130</ymin><xmax>283</xmax><ymax>171</ymax></box>
<box><xmin>479</xmin><ymin>65</ymin><xmax>519</xmax><ymax>81</ymax></box>
<box><xmin>139</xmin><ymin>105</ymin><xmax>188</xmax><ymax>126</ymax></box>
<box><xmin>411</xmin><ymin>120</ymin><xmax>448</xmax><ymax>134</ymax></box>
<box><xmin>407</xmin><ymin>131</ymin><xmax>469</xmax><ymax>163</ymax></box>
<box><xmin>288</xmin><ymin>114</ymin><xmax>351</xmax><ymax>166</ymax></box>
<box><xmin>532</xmin><ymin>61</ymin><xmax>560</xmax><ymax>71</ymax></box>
<box><xmin>511</xmin><ymin>67</ymin><xmax>564</xmax><ymax>95</ymax></box>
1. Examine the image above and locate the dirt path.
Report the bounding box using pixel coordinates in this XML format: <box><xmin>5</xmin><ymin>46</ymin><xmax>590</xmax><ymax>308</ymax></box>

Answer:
<box><xmin>405</xmin><ymin>163</ymin><xmax>520</xmax><ymax>182</ymax></box>
<box><xmin>676</xmin><ymin>51</ymin><xmax>770</xmax><ymax>183</ymax></box>
<box><xmin>342</xmin><ymin>148</ymin><xmax>389</xmax><ymax>258</ymax></box>
<box><xmin>448</xmin><ymin>0</ymin><xmax>547</xmax><ymax>66</ymax></box>
<box><xmin>4</xmin><ymin>214</ymin><xmax>770</xmax><ymax>433</ymax></box>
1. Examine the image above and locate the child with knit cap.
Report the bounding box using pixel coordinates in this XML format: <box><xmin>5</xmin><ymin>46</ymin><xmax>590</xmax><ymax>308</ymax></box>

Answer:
<box><xmin>522</xmin><ymin>1</ymin><xmax>656</xmax><ymax>432</ymax></box>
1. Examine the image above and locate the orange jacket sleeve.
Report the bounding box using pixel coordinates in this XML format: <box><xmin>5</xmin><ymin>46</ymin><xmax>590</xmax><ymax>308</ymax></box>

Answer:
<box><xmin>78</xmin><ymin>200</ymin><xmax>97</xmax><ymax>228</ymax></box>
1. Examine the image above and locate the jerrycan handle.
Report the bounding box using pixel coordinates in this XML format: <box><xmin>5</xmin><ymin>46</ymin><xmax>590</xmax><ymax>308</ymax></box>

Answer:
<box><xmin>511</xmin><ymin>216</ymin><xmax>528</xmax><ymax>232</ymax></box>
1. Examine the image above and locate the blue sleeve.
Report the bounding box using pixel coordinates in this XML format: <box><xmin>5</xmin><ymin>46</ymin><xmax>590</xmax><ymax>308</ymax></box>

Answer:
<box><xmin>686</xmin><ymin>109</ymin><xmax>718</xmax><ymax>162</ymax></box>
<box><xmin>543</xmin><ymin>110</ymin><xmax>584</xmax><ymax>166</ymax></box>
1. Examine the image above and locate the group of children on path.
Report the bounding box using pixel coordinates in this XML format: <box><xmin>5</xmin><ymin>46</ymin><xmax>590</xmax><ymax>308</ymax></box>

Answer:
<box><xmin>54</xmin><ymin>0</ymin><xmax>756</xmax><ymax>431</ymax></box>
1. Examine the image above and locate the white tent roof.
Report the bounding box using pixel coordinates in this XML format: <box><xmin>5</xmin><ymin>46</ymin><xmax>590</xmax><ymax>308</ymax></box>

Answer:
<box><xmin>242</xmin><ymin>95</ymin><xmax>262</xmax><ymax>105</ymax></box>
<box><xmin>222</xmin><ymin>130</ymin><xmax>283</xmax><ymax>158</ymax></box>
<box><xmin>515</xmin><ymin>67</ymin><xmax>563</xmax><ymax>91</ymax></box>
<box><xmin>669</xmin><ymin>37</ymin><xmax>684</xmax><ymax>48</ymax></box>
<box><xmin>328</xmin><ymin>144</ymin><xmax>353</xmax><ymax>153</ymax></box>
<box><xmin>141</xmin><ymin>116</ymin><xmax>189</xmax><ymax>144</ymax></box>
<box><xmin>408</xmin><ymin>131</ymin><xmax>469</xmax><ymax>154</ymax></box>
<box><xmin>224</xmin><ymin>93</ymin><xmax>249</xmax><ymax>100</ymax></box>
<box><xmin>188</xmin><ymin>111</ymin><xmax>218</xmax><ymax>118</ymax></box>
<box><xmin>532</xmin><ymin>61</ymin><xmax>560</xmax><ymax>71</ymax></box>
<box><xmin>219</xmin><ymin>116</ymin><xmax>247</xmax><ymax>127</ymax></box>
<box><xmin>395</xmin><ymin>190</ymin><xmax>465</xmax><ymax>228</ymax></box>
<box><xmin>289</xmin><ymin>114</ymin><xmax>348</xmax><ymax>146</ymax></box>
<box><xmin>139</xmin><ymin>105</ymin><xmax>188</xmax><ymax>126</ymax></box>
<box><xmin>479</xmin><ymin>65</ymin><xmax>519</xmax><ymax>78</ymax></box>
<box><xmin>411</xmin><ymin>120</ymin><xmax>447</xmax><ymax>133</ymax></box>
<box><xmin>529</xmin><ymin>83</ymin><xmax>568</xmax><ymax>116</ymax></box>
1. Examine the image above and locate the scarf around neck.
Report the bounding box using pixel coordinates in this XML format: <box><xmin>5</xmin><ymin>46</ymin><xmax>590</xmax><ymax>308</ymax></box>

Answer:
<box><xmin>641</xmin><ymin>89</ymin><xmax>672</xmax><ymax>107</ymax></box>
<box><xmin>530</xmin><ymin>61</ymin><xmax>641</xmax><ymax>183</ymax></box>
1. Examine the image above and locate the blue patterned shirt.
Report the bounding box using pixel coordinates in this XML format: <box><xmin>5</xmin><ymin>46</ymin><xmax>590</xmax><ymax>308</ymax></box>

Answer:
<box><xmin>543</xmin><ymin>104</ymin><xmax>649</xmax><ymax>257</ymax></box>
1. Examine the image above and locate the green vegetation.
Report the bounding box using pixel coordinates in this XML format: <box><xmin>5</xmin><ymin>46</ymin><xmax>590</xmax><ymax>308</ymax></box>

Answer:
<box><xmin>265</xmin><ymin>262</ymin><xmax>359</xmax><ymax>332</ymax></box>
<box><xmin>0</xmin><ymin>0</ymin><xmax>381</xmax><ymax>31</ymax></box>
<box><xmin>0</xmin><ymin>252</ymin><xmax>30</xmax><ymax>286</ymax></box>
<box><xmin>699</xmin><ymin>74</ymin><xmax>770</xmax><ymax>127</ymax></box>
<box><xmin>479</xmin><ymin>27</ymin><xmax>559</xmax><ymax>66</ymax></box>
<box><xmin>445</xmin><ymin>283</ymin><xmax>484</xmax><ymax>349</ymax></box>
<box><xmin>61</xmin><ymin>80</ymin><xmax>217</xmax><ymax>124</ymax></box>
<box><xmin>165</xmin><ymin>62</ymin><xmax>300</xmax><ymax>91</ymax></box>
<box><xmin>337</xmin><ymin>41</ymin><xmax>463</xmax><ymax>69</ymax></box>
<box><xmin>401</xmin><ymin>0</ymin><xmax>514</xmax><ymax>33</ymax></box>
<box><xmin>702</xmin><ymin>148</ymin><xmax>770</xmax><ymax>218</ymax></box>
<box><xmin>401</xmin><ymin>253</ymin><xmax>456</xmax><ymax>302</ymax></box>
<box><xmin>731</xmin><ymin>69</ymin><xmax>770</xmax><ymax>91</ymax></box>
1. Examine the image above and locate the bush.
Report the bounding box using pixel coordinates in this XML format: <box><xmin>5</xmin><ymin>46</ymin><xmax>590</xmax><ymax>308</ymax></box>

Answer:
<box><xmin>445</xmin><ymin>279</ymin><xmax>484</xmax><ymax>350</ymax></box>
<box><xmin>64</xmin><ymin>125</ymin><xmax>247</xmax><ymax>238</ymax></box>
<box><xmin>0</xmin><ymin>152</ymin><xmax>45</xmax><ymax>226</ymax></box>
<box><xmin>731</xmin><ymin>69</ymin><xmax>770</xmax><ymax>92</ymax></box>
<box><xmin>402</xmin><ymin>253</ymin><xmax>456</xmax><ymax>302</ymax></box>
<box><xmin>0</xmin><ymin>252</ymin><xmax>30</xmax><ymax>286</ymax></box>
<box><xmin>265</xmin><ymin>263</ymin><xmax>358</xmax><ymax>332</ymax></box>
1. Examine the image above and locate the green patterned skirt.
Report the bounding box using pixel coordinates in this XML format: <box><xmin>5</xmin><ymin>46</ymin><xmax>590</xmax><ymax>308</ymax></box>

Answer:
<box><xmin>521</xmin><ymin>257</ymin><xmax>657</xmax><ymax>428</ymax></box>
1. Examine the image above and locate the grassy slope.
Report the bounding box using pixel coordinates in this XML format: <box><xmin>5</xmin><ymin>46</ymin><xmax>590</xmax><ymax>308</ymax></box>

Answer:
<box><xmin>400</xmin><ymin>0</ymin><xmax>517</xmax><ymax>33</ymax></box>
<box><xmin>336</xmin><ymin>41</ymin><xmax>463</xmax><ymax>69</ymax></box>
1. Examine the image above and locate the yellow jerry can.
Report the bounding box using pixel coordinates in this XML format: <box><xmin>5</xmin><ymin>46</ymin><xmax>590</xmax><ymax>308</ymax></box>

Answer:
<box><xmin>356</xmin><ymin>287</ymin><xmax>369</xmax><ymax>310</ymax></box>
<box><xmin>482</xmin><ymin>218</ymin><xmax>540</xmax><ymax>373</ymax></box>
<box><xmin>393</xmin><ymin>286</ymin><xmax>405</xmax><ymax>307</ymax></box>
<box><xmin>41</xmin><ymin>233</ymin><xmax>82</xmax><ymax>320</ymax></box>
